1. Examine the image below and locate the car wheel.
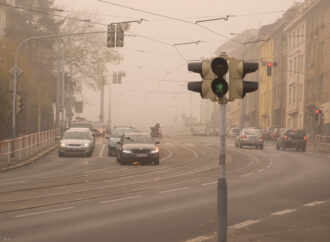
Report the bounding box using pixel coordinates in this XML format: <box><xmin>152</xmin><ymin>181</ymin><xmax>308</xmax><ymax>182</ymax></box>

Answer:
<box><xmin>239</xmin><ymin>143</ymin><xmax>243</xmax><ymax>148</ymax></box>
<box><xmin>282</xmin><ymin>145</ymin><xmax>286</xmax><ymax>150</ymax></box>
<box><xmin>302</xmin><ymin>147</ymin><xmax>306</xmax><ymax>152</ymax></box>
<box><xmin>58</xmin><ymin>151</ymin><xmax>63</xmax><ymax>157</ymax></box>
<box><xmin>276</xmin><ymin>143</ymin><xmax>279</xmax><ymax>150</ymax></box>
<box><xmin>108</xmin><ymin>149</ymin><xmax>111</xmax><ymax>157</ymax></box>
<box><xmin>87</xmin><ymin>150</ymin><xmax>92</xmax><ymax>157</ymax></box>
<box><xmin>260</xmin><ymin>145</ymin><xmax>263</xmax><ymax>150</ymax></box>
<box><xmin>154</xmin><ymin>158</ymin><xmax>159</xmax><ymax>165</ymax></box>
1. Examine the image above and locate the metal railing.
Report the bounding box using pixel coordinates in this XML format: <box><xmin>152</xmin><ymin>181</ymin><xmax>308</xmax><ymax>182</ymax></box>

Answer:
<box><xmin>315</xmin><ymin>135</ymin><xmax>330</xmax><ymax>152</ymax></box>
<box><xmin>0</xmin><ymin>129</ymin><xmax>59</xmax><ymax>169</ymax></box>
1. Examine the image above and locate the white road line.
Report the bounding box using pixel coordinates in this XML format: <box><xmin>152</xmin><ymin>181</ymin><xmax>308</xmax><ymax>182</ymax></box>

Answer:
<box><xmin>229</xmin><ymin>220</ymin><xmax>260</xmax><ymax>229</ymax></box>
<box><xmin>98</xmin><ymin>195</ymin><xmax>142</xmax><ymax>204</ymax></box>
<box><xmin>185</xmin><ymin>236</ymin><xmax>214</xmax><ymax>242</ymax></box>
<box><xmin>303</xmin><ymin>201</ymin><xmax>326</xmax><ymax>207</ymax></box>
<box><xmin>1</xmin><ymin>180</ymin><xmax>30</xmax><ymax>186</ymax></box>
<box><xmin>165</xmin><ymin>142</ymin><xmax>172</xmax><ymax>146</ymax></box>
<box><xmin>98</xmin><ymin>144</ymin><xmax>105</xmax><ymax>157</ymax></box>
<box><xmin>84</xmin><ymin>169</ymin><xmax>107</xmax><ymax>174</ymax></box>
<box><xmin>15</xmin><ymin>207</ymin><xmax>74</xmax><ymax>218</ymax></box>
<box><xmin>159</xmin><ymin>187</ymin><xmax>189</xmax><ymax>194</ymax></box>
<box><xmin>184</xmin><ymin>143</ymin><xmax>194</xmax><ymax>147</ymax></box>
<box><xmin>271</xmin><ymin>209</ymin><xmax>297</xmax><ymax>216</ymax></box>
<box><xmin>266</xmin><ymin>165</ymin><xmax>271</xmax><ymax>169</ymax></box>
<box><xmin>202</xmin><ymin>181</ymin><xmax>217</xmax><ymax>186</ymax></box>
<box><xmin>242</xmin><ymin>173</ymin><xmax>253</xmax><ymax>177</ymax></box>
<box><xmin>257</xmin><ymin>169</ymin><xmax>265</xmax><ymax>173</ymax></box>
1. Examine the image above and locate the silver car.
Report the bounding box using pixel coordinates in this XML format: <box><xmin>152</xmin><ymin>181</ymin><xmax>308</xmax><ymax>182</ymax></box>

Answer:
<box><xmin>235</xmin><ymin>128</ymin><xmax>264</xmax><ymax>149</ymax></box>
<box><xmin>59</xmin><ymin>129</ymin><xmax>94</xmax><ymax>157</ymax></box>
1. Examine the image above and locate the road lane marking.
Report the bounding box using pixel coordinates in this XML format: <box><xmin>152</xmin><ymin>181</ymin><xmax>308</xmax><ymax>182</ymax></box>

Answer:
<box><xmin>84</xmin><ymin>169</ymin><xmax>107</xmax><ymax>174</ymax></box>
<box><xmin>257</xmin><ymin>169</ymin><xmax>265</xmax><ymax>173</ymax></box>
<box><xmin>202</xmin><ymin>181</ymin><xmax>217</xmax><ymax>186</ymax></box>
<box><xmin>242</xmin><ymin>173</ymin><xmax>253</xmax><ymax>177</ymax></box>
<box><xmin>159</xmin><ymin>187</ymin><xmax>189</xmax><ymax>194</ymax></box>
<box><xmin>184</xmin><ymin>143</ymin><xmax>194</xmax><ymax>147</ymax></box>
<box><xmin>271</xmin><ymin>209</ymin><xmax>297</xmax><ymax>216</ymax></box>
<box><xmin>1</xmin><ymin>180</ymin><xmax>30</xmax><ymax>186</ymax></box>
<box><xmin>303</xmin><ymin>201</ymin><xmax>326</xmax><ymax>207</ymax></box>
<box><xmin>98</xmin><ymin>195</ymin><xmax>142</xmax><ymax>204</ymax></box>
<box><xmin>185</xmin><ymin>236</ymin><xmax>214</xmax><ymax>242</ymax></box>
<box><xmin>229</xmin><ymin>220</ymin><xmax>260</xmax><ymax>229</ymax></box>
<box><xmin>15</xmin><ymin>207</ymin><xmax>74</xmax><ymax>218</ymax></box>
<box><xmin>99</xmin><ymin>144</ymin><xmax>105</xmax><ymax>157</ymax></box>
<box><xmin>266</xmin><ymin>165</ymin><xmax>271</xmax><ymax>169</ymax></box>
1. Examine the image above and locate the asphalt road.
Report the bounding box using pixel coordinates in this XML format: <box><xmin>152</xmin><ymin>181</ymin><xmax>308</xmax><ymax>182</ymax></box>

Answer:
<box><xmin>0</xmin><ymin>135</ymin><xmax>329</xmax><ymax>242</ymax></box>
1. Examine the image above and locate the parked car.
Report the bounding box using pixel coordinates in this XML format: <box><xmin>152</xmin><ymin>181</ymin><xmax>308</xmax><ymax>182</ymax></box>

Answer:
<box><xmin>276</xmin><ymin>129</ymin><xmax>307</xmax><ymax>151</ymax></box>
<box><xmin>192</xmin><ymin>124</ymin><xmax>207</xmax><ymax>136</ymax></box>
<box><xmin>228</xmin><ymin>127</ymin><xmax>240</xmax><ymax>137</ymax></box>
<box><xmin>59</xmin><ymin>129</ymin><xmax>94</xmax><ymax>157</ymax></box>
<box><xmin>235</xmin><ymin>128</ymin><xmax>264</xmax><ymax>149</ymax></box>
<box><xmin>264</xmin><ymin>127</ymin><xmax>275</xmax><ymax>140</ymax></box>
<box><xmin>107</xmin><ymin>126</ymin><xmax>137</xmax><ymax>156</ymax></box>
<box><xmin>116</xmin><ymin>132</ymin><xmax>160</xmax><ymax>165</ymax></box>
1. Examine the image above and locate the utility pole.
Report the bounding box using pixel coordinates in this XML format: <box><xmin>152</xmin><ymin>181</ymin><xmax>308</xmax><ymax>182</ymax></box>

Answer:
<box><xmin>108</xmin><ymin>79</ymin><xmax>112</xmax><ymax>129</ymax></box>
<box><xmin>100</xmin><ymin>82</ymin><xmax>104</xmax><ymax>123</ymax></box>
<box><xmin>60</xmin><ymin>41</ymin><xmax>65</xmax><ymax>136</ymax></box>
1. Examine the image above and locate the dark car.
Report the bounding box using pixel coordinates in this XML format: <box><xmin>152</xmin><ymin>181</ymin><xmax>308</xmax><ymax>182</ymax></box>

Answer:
<box><xmin>235</xmin><ymin>128</ymin><xmax>264</xmax><ymax>149</ymax></box>
<box><xmin>116</xmin><ymin>132</ymin><xmax>160</xmax><ymax>165</ymax></box>
<box><xmin>276</xmin><ymin>129</ymin><xmax>307</xmax><ymax>151</ymax></box>
<box><xmin>106</xmin><ymin>126</ymin><xmax>137</xmax><ymax>156</ymax></box>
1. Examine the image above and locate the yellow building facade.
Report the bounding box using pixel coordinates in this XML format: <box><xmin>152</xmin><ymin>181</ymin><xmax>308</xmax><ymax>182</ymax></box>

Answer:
<box><xmin>259</xmin><ymin>39</ymin><xmax>274</xmax><ymax>128</ymax></box>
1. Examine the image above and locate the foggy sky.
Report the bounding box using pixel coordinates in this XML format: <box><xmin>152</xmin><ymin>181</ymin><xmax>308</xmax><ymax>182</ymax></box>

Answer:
<box><xmin>55</xmin><ymin>0</ymin><xmax>303</xmax><ymax>132</ymax></box>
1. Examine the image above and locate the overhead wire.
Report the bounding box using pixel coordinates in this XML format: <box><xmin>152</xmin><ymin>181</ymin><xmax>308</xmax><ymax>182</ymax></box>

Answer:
<box><xmin>96</xmin><ymin>0</ymin><xmax>243</xmax><ymax>45</ymax></box>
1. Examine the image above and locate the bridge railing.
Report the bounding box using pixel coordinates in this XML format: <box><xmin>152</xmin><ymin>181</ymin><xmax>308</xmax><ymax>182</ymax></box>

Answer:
<box><xmin>0</xmin><ymin>129</ymin><xmax>59</xmax><ymax>169</ymax></box>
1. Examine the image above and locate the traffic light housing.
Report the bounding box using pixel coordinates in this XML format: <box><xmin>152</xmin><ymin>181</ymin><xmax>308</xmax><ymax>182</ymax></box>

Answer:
<box><xmin>267</xmin><ymin>62</ymin><xmax>272</xmax><ymax>76</ymax></box>
<box><xmin>228</xmin><ymin>57</ymin><xmax>259</xmax><ymax>101</ymax></box>
<box><xmin>116</xmin><ymin>24</ymin><xmax>124</xmax><ymax>47</ymax></box>
<box><xmin>315</xmin><ymin>109</ymin><xmax>320</xmax><ymax>121</ymax></box>
<box><xmin>16</xmin><ymin>95</ymin><xmax>24</xmax><ymax>113</ymax></box>
<box><xmin>107</xmin><ymin>24</ymin><xmax>115</xmax><ymax>48</ymax></box>
<box><xmin>187</xmin><ymin>57</ymin><xmax>229</xmax><ymax>102</ymax></box>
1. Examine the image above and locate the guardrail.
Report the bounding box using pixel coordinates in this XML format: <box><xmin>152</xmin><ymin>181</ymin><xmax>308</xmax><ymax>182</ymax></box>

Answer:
<box><xmin>0</xmin><ymin>129</ymin><xmax>59</xmax><ymax>169</ymax></box>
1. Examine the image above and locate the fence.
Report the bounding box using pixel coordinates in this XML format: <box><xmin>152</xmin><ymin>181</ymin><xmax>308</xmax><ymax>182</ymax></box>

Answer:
<box><xmin>0</xmin><ymin>129</ymin><xmax>59</xmax><ymax>169</ymax></box>
<box><xmin>315</xmin><ymin>135</ymin><xmax>330</xmax><ymax>153</ymax></box>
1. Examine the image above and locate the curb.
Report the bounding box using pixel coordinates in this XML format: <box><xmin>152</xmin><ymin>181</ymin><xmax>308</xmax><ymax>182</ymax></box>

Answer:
<box><xmin>0</xmin><ymin>145</ymin><xmax>57</xmax><ymax>172</ymax></box>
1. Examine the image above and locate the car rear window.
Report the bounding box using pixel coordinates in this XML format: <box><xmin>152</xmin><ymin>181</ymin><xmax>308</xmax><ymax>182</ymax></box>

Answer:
<box><xmin>245</xmin><ymin>129</ymin><xmax>261</xmax><ymax>135</ymax></box>
<box><xmin>287</xmin><ymin>130</ymin><xmax>305</xmax><ymax>138</ymax></box>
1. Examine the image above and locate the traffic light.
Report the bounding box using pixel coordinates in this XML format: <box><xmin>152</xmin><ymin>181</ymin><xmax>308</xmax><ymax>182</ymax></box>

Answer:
<box><xmin>116</xmin><ymin>24</ymin><xmax>124</xmax><ymax>47</ymax></box>
<box><xmin>315</xmin><ymin>109</ymin><xmax>320</xmax><ymax>121</ymax></box>
<box><xmin>267</xmin><ymin>62</ymin><xmax>272</xmax><ymax>76</ymax></box>
<box><xmin>107</xmin><ymin>24</ymin><xmax>115</xmax><ymax>48</ymax></box>
<box><xmin>113</xmin><ymin>72</ymin><xmax>117</xmax><ymax>84</ymax></box>
<box><xmin>228</xmin><ymin>57</ymin><xmax>259</xmax><ymax>101</ymax></box>
<box><xmin>187</xmin><ymin>57</ymin><xmax>229</xmax><ymax>102</ymax></box>
<box><xmin>16</xmin><ymin>95</ymin><xmax>24</xmax><ymax>113</ymax></box>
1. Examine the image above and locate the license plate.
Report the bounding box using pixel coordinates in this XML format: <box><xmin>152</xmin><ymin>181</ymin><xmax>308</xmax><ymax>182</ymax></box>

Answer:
<box><xmin>136</xmin><ymin>154</ymin><xmax>147</xmax><ymax>157</ymax></box>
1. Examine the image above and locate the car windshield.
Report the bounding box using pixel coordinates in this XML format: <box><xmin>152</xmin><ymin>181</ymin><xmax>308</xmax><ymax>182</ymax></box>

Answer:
<box><xmin>244</xmin><ymin>129</ymin><xmax>261</xmax><ymax>135</ymax></box>
<box><xmin>111</xmin><ymin>129</ymin><xmax>134</xmax><ymax>138</ymax></box>
<box><xmin>124</xmin><ymin>135</ymin><xmax>153</xmax><ymax>144</ymax></box>
<box><xmin>63</xmin><ymin>131</ymin><xmax>90</xmax><ymax>140</ymax></box>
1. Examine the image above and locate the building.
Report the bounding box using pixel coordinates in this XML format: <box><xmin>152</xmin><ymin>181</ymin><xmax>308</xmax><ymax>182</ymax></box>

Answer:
<box><xmin>258</xmin><ymin>25</ymin><xmax>275</xmax><ymax>128</ymax></box>
<box><xmin>0</xmin><ymin>1</ymin><xmax>6</xmax><ymax>38</ymax></box>
<box><xmin>284</xmin><ymin>3</ymin><xmax>306</xmax><ymax>129</ymax></box>
<box><xmin>304</xmin><ymin>0</ymin><xmax>330</xmax><ymax>134</ymax></box>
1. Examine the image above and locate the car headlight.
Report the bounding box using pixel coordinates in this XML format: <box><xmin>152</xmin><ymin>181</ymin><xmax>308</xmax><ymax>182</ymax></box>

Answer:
<box><xmin>60</xmin><ymin>142</ymin><xmax>66</xmax><ymax>147</ymax></box>
<box><xmin>150</xmin><ymin>147</ymin><xmax>159</xmax><ymax>153</ymax></box>
<box><xmin>123</xmin><ymin>149</ymin><xmax>132</xmax><ymax>153</ymax></box>
<box><xmin>84</xmin><ymin>143</ymin><xmax>90</xmax><ymax>147</ymax></box>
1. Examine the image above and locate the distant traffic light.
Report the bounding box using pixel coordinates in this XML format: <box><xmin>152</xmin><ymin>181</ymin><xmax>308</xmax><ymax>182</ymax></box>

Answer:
<box><xmin>187</xmin><ymin>57</ymin><xmax>229</xmax><ymax>102</ymax></box>
<box><xmin>116</xmin><ymin>24</ymin><xmax>124</xmax><ymax>47</ymax></box>
<box><xmin>16</xmin><ymin>94</ymin><xmax>24</xmax><ymax>113</ymax></box>
<box><xmin>228</xmin><ymin>57</ymin><xmax>259</xmax><ymax>101</ymax></box>
<box><xmin>315</xmin><ymin>109</ymin><xmax>320</xmax><ymax>121</ymax></box>
<box><xmin>267</xmin><ymin>62</ymin><xmax>272</xmax><ymax>76</ymax></box>
<box><xmin>107</xmin><ymin>24</ymin><xmax>115</xmax><ymax>48</ymax></box>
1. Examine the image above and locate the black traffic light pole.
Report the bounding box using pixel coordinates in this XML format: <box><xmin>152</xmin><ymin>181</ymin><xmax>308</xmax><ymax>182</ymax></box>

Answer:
<box><xmin>218</xmin><ymin>101</ymin><xmax>227</xmax><ymax>242</ymax></box>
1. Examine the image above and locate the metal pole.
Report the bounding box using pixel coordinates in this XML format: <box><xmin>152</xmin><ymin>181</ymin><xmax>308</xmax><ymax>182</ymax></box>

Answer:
<box><xmin>60</xmin><ymin>41</ymin><xmax>65</xmax><ymax>136</ymax></box>
<box><xmin>108</xmin><ymin>80</ymin><xmax>112</xmax><ymax>128</ymax></box>
<box><xmin>68</xmin><ymin>64</ymin><xmax>73</xmax><ymax>128</ymax></box>
<box><xmin>100</xmin><ymin>82</ymin><xmax>104</xmax><ymax>123</ymax></box>
<box><xmin>218</xmin><ymin>102</ymin><xmax>227</xmax><ymax>242</ymax></box>
<box><xmin>56</xmin><ymin>44</ymin><xmax>60</xmax><ymax>132</ymax></box>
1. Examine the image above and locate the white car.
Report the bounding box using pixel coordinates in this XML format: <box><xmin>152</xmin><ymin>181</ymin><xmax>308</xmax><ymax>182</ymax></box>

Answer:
<box><xmin>59</xmin><ymin>129</ymin><xmax>94</xmax><ymax>157</ymax></box>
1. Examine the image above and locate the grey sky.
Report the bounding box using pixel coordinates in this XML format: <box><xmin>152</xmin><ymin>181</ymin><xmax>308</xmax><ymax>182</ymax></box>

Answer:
<box><xmin>55</xmin><ymin>0</ymin><xmax>303</xmax><ymax>131</ymax></box>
